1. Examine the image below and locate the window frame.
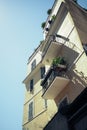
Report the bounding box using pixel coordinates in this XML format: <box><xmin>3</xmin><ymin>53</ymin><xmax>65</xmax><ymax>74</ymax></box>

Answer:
<box><xmin>44</xmin><ymin>99</ymin><xmax>47</xmax><ymax>108</ymax></box>
<box><xmin>31</xmin><ymin>59</ymin><xmax>36</xmax><ymax>71</ymax></box>
<box><xmin>40</xmin><ymin>66</ymin><xmax>45</xmax><ymax>79</ymax></box>
<box><xmin>28</xmin><ymin>101</ymin><xmax>34</xmax><ymax>121</ymax></box>
<box><xmin>30</xmin><ymin>79</ymin><xmax>34</xmax><ymax>92</ymax></box>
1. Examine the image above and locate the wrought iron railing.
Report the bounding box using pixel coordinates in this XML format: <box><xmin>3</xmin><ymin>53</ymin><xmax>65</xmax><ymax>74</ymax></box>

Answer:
<box><xmin>41</xmin><ymin>65</ymin><xmax>67</xmax><ymax>94</ymax></box>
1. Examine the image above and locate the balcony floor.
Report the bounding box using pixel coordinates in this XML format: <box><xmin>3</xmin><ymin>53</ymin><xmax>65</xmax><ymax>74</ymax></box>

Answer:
<box><xmin>42</xmin><ymin>76</ymin><xmax>70</xmax><ymax>99</ymax></box>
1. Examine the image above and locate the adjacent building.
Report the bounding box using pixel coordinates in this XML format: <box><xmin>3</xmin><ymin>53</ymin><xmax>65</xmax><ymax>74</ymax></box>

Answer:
<box><xmin>22</xmin><ymin>0</ymin><xmax>87</xmax><ymax>130</ymax></box>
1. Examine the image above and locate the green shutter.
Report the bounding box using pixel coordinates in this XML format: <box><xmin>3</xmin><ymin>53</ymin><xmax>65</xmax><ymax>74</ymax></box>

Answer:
<box><xmin>29</xmin><ymin>102</ymin><xmax>33</xmax><ymax>120</ymax></box>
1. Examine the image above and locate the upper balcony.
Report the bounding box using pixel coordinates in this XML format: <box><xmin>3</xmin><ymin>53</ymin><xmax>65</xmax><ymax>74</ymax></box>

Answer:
<box><xmin>42</xmin><ymin>35</ymin><xmax>69</xmax><ymax>65</ymax></box>
<box><xmin>41</xmin><ymin>64</ymin><xmax>70</xmax><ymax>99</ymax></box>
<box><xmin>42</xmin><ymin>41</ymin><xmax>61</xmax><ymax>65</ymax></box>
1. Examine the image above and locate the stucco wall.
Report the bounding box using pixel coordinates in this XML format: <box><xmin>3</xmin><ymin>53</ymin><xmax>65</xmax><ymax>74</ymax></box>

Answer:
<box><xmin>23</xmin><ymin>90</ymin><xmax>57</xmax><ymax>130</ymax></box>
<box><xmin>54</xmin><ymin>10</ymin><xmax>87</xmax><ymax>106</ymax></box>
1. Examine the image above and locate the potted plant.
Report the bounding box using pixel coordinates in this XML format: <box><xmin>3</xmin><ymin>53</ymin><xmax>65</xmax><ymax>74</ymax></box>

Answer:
<box><xmin>47</xmin><ymin>9</ymin><xmax>52</xmax><ymax>15</ymax></box>
<box><xmin>52</xmin><ymin>15</ymin><xmax>56</xmax><ymax>21</ymax></box>
<box><xmin>52</xmin><ymin>57</ymin><xmax>66</xmax><ymax>69</ymax></box>
<box><xmin>41</xmin><ymin>22</ymin><xmax>46</xmax><ymax>29</ymax></box>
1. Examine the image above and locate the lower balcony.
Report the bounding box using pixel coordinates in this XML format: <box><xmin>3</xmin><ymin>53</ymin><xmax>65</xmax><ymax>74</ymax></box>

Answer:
<box><xmin>41</xmin><ymin>65</ymin><xmax>70</xmax><ymax>99</ymax></box>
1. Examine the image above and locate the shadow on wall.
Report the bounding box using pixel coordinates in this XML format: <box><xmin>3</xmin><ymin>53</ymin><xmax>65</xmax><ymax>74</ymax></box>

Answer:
<box><xmin>66</xmin><ymin>66</ymin><xmax>87</xmax><ymax>97</ymax></box>
<box><xmin>44</xmin><ymin>112</ymin><xmax>69</xmax><ymax>130</ymax></box>
<box><xmin>72</xmin><ymin>64</ymin><xmax>87</xmax><ymax>85</ymax></box>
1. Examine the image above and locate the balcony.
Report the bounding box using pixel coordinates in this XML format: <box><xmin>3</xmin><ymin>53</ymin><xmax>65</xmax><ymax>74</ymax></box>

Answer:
<box><xmin>42</xmin><ymin>40</ymin><xmax>63</xmax><ymax>64</ymax></box>
<box><xmin>41</xmin><ymin>65</ymin><xmax>70</xmax><ymax>99</ymax></box>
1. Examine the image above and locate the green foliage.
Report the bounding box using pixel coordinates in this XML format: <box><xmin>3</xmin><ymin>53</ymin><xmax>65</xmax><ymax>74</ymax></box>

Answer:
<box><xmin>52</xmin><ymin>57</ymin><xmax>66</xmax><ymax>66</ymax></box>
<box><xmin>52</xmin><ymin>15</ymin><xmax>56</xmax><ymax>21</ymax></box>
<box><xmin>47</xmin><ymin>9</ymin><xmax>52</xmax><ymax>15</ymax></box>
<box><xmin>41</xmin><ymin>22</ymin><xmax>46</xmax><ymax>29</ymax></box>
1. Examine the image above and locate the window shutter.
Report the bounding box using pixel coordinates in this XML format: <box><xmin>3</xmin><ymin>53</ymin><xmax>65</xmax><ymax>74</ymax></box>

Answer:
<box><xmin>30</xmin><ymin>79</ymin><xmax>34</xmax><ymax>92</ymax></box>
<box><xmin>29</xmin><ymin>102</ymin><xmax>33</xmax><ymax>120</ymax></box>
<box><xmin>41</xmin><ymin>67</ymin><xmax>45</xmax><ymax>79</ymax></box>
<box><xmin>31</xmin><ymin>59</ymin><xmax>36</xmax><ymax>71</ymax></box>
<box><xmin>44</xmin><ymin>99</ymin><xmax>47</xmax><ymax>108</ymax></box>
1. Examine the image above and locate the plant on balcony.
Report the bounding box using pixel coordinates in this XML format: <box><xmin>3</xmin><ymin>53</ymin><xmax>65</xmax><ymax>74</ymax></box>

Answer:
<box><xmin>52</xmin><ymin>57</ymin><xmax>66</xmax><ymax>69</ymax></box>
<box><xmin>48</xmin><ymin>15</ymin><xmax>56</xmax><ymax>25</ymax></box>
<box><xmin>51</xmin><ymin>15</ymin><xmax>56</xmax><ymax>21</ymax></box>
<box><xmin>41</xmin><ymin>22</ymin><xmax>46</xmax><ymax>29</ymax></box>
<box><xmin>47</xmin><ymin>9</ymin><xmax>52</xmax><ymax>15</ymax></box>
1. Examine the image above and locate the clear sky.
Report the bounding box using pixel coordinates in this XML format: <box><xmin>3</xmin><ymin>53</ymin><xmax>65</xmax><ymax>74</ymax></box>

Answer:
<box><xmin>0</xmin><ymin>0</ymin><xmax>87</xmax><ymax>130</ymax></box>
<box><xmin>0</xmin><ymin>0</ymin><xmax>54</xmax><ymax>130</ymax></box>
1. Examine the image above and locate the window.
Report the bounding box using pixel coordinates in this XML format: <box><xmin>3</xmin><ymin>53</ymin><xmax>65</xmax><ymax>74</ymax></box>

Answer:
<box><xmin>40</xmin><ymin>67</ymin><xmax>45</xmax><ymax>79</ymax></box>
<box><xmin>44</xmin><ymin>99</ymin><xmax>47</xmax><ymax>108</ymax></box>
<box><xmin>28</xmin><ymin>101</ymin><xmax>33</xmax><ymax>121</ymax></box>
<box><xmin>30</xmin><ymin>79</ymin><xmax>34</xmax><ymax>92</ymax></box>
<box><xmin>31</xmin><ymin>59</ymin><xmax>36</xmax><ymax>71</ymax></box>
<box><xmin>83</xmin><ymin>44</ymin><xmax>87</xmax><ymax>55</ymax></box>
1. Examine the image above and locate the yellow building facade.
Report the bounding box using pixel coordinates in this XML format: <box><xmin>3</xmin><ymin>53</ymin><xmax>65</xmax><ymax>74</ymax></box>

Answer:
<box><xmin>41</xmin><ymin>0</ymin><xmax>87</xmax><ymax>106</ymax></box>
<box><xmin>22</xmin><ymin>45</ymin><xmax>57</xmax><ymax>130</ymax></box>
<box><xmin>22</xmin><ymin>0</ymin><xmax>87</xmax><ymax>130</ymax></box>
<box><xmin>41</xmin><ymin>0</ymin><xmax>87</xmax><ymax>129</ymax></box>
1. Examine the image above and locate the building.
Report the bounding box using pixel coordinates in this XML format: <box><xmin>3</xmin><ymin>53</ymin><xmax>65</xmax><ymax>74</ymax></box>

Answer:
<box><xmin>40</xmin><ymin>0</ymin><xmax>87</xmax><ymax>130</ymax></box>
<box><xmin>22</xmin><ymin>44</ymin><xmax>57</xmax><ymax>130</ymax></box>
<box><xmin>22</xmin><ymin>0</ymin><xmax>87</xmax><ymax>130</ymax></box>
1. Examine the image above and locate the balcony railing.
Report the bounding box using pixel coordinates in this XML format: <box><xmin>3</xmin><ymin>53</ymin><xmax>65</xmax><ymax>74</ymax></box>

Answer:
<box><xmin>41</xmin><ymin>65</ymin><xmax>70</xmax><ymax>99</ymax></box>
<box><xmin>42</xmin><ymin>38</ymin><xmax>65</xmax><ymax>57</ymax></box>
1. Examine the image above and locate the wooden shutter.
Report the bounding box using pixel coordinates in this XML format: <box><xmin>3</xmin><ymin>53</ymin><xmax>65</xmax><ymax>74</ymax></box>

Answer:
<box><xmin>41</xmin><ymin>67</ymin><xmax>45</xmax><ymax>79</ymax></box>
<box><xmin>30</xmin><ymin>79</ymin><xmax>34</xmax><ymax>92</ymax></box>
<box><xmin>29</xmin><ymin>102</ymin><xmax>33</xmax><ymax>120</ymax></box>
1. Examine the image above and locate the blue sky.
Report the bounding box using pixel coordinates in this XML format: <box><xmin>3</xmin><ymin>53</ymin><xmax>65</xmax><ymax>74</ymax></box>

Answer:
<box><xmin>0</xmin><ymin>0</ymin><xmax>54</xmax><ymax>130</ymax></box>
<box><xmin>0</xmin><ymin>0</ymin><xmax>87</xmax><ymax>130</ymax></box>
